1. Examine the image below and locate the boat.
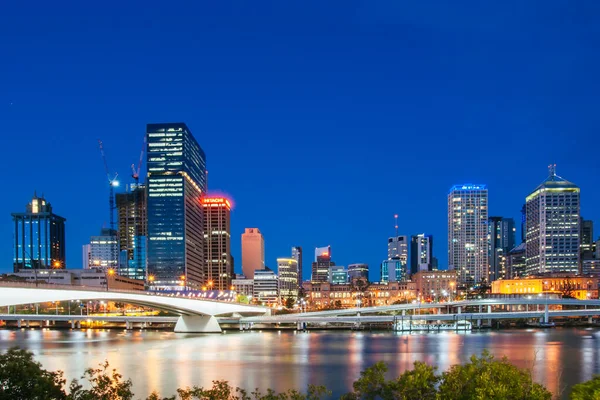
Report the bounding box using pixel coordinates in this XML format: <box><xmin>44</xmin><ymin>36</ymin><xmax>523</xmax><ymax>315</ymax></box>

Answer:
<box><xmin>526</xmin><ymin>321</ymin><xmax>556</xmax><ymax>328</ymax></box>
<box><xmin>394</xmin><ymin>319</ymin><xmax>472</xmax><ymax>332</ymax></box>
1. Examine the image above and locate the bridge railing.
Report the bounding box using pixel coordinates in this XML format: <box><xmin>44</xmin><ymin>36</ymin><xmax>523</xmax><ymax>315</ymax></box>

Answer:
<box><xmin>0</xmin><ymin>281</ymin><xmax>260</xmax><ymax>307</ymax></box>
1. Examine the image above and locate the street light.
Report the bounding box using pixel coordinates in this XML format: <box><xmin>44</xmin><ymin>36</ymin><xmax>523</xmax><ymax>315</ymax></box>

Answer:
<box><xmin>105</xmin><ymin>268</ymin><xmax>115</xmax><ymax>291</ymax></box>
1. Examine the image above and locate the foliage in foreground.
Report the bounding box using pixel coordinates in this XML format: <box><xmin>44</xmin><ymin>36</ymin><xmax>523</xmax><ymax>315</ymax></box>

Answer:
<box><xmin>0</xmin><ymin>347</ymin><xmax>597</xmax><ymax>399</ymax></box>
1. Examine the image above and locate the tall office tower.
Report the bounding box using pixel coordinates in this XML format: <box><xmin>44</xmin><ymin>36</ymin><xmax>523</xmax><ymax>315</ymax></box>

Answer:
<box><xmin>202</xmin><ymin>197</ymin><xmax>233</xmax><ymax>290</ymax></box>
<box><xmin>348</xmin><ymin>263</ymin><xmax>369</xmax><ymax>281</ymax></box>
<box><xmin>448</xmin><ymin>184</ymin><xmax>489</xmax><ymax>285</ymax></box>
<box><xmin>507</xmin><ymin>242</ymin><xmax>526</xmax><ymax>279</ymax></box>
<box><xmin>380</xmin><ymin>259</ymin><xmax>405</xmax><ymax>283</ymax></box>
<box><xmin>116</xmin><ymin>184</ymin><xmax>147</xmax><ymax>280</ymax></box>
<box><xmin>277</xmin><ymin>258</ymin><xmax>299</xmax><ymax>299</ymax></box>
<box><xmin>488</xmin><ymin>217</ymin><xmax>516</xmax><ymax>281</ymax></box>
<box><xmin>241</xmin><ymin>228</ymin><xmax>265</xmax><ymax>278</ymax></box>
<box><xmin>580</xmin><ymin>218</ymin><xmax>594</xmax><ymax>263</ymax></box>
<box><xmin>388</xmin><ymin>236</ymin><xmax>408</xmax><ymax>262</ymax></box>
<box><xmin>410</xmin><ymin>234</ymin><xmax>434</xmax><ymax>275</ymax></box>
<box><xmin>525</xmin><ymin>165</ymin><xmax>580</xmax><ymax>276</ymax></box>
<box><xmin>315</xmin><ymin>245</ymin><xmax>330</xmax><ymax>260</ymax></box>
<box><xmin>146</xmin><ymin>123</ymin><xmax>207</xmax><ymax>290</ymax></box>
<box><xmin>12</xmin><ymin>194</ymin><xmax>66</xmax><ymax>271</ymax></box>
<box><xmin>89</xmin><ymin>228</ymin><xmax>119</xmax><ymax>270</ymax></box>
<box><xmin>311</xmin><ymin>248</ymin><xmax>334</xmax><ymax>282</ymax></box>
<box><xmin>291</xmin><ymin>246</ymin><xmax>303</xmax><ymax>284</ymax></box>
<box><xmin>520</xmin><ymin>204</ymin><xmax>527</xmax><ymax>243</ymax></box>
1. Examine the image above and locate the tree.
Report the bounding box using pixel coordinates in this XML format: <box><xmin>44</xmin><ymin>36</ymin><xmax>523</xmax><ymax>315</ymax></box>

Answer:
<box><xmin>0</xmin><ymin>347</ymin><xmax>67</xmax><ymax>400</ymax></box>
<box><xmin>437</xmin><ymin>350</ymin><xmax>552</xmax><ymax>400</ymax></box>
<box><xmin>569</xmin><ymin>375</ymin><xmax>600</xmax><ymax>400</ymax></box>
<box><xmin>351</xmin><ymin>278</ymin><xmax>371</xmax><ymax>307</ymax></box>
<box><xmin>561</xmin><ymin>278</ymin><xmax>576</xmax><ymax>299</ymax></box>
<box><xmin>284</xmin><ymin>297</ymin><xmax>296</xmax><ymax>309</ymax></box>
<box><xmin>68</xmin><ymin>361</ymin><xmax>134</xmax><ymax>400</ymax></box>
<box><xmin>340</xmin><ymin>361</ymin><xmax>438</xmax><ymax>400</ymax></box>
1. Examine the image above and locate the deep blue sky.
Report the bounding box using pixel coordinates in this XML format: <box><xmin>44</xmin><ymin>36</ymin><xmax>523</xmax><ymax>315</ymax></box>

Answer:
<box><xmin>1</xmin><ymin>1</ymin><xmax>599</xmax><ymax>281</ymax></box>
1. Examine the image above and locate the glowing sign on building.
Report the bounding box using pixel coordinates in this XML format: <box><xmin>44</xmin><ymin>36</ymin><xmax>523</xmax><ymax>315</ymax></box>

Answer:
<box><xmin>201</xmin><ymin>197</ymin><xmax>232</xmax><ymax>209</ymax></box>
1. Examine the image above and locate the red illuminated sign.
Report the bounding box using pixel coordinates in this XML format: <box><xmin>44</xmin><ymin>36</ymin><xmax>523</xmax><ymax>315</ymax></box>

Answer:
<box><xmin>201</xmin><ymin>197</ymin><xmax>231</xmax><ymax>208</ymax></box>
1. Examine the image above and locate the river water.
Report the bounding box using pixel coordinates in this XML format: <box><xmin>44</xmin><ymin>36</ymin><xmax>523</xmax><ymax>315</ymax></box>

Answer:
<box><xmin>1</xmin><ymin>328</ymin><xmax>599</xmax><ymax>399</ymax></box>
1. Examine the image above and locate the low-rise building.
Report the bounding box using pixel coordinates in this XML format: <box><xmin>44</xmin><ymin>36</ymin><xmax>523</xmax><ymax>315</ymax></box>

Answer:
<box><xmin>13</xmin><ymin>268</ymin><xmax>145</xmax><ymax>291</ymax></box>
<box><xmin>491</xmin><ymin>275</ymin><xmax>599</xmax><ymax>300</ymax></box>
<box><xmin>412</xmin><ymin>270</ymin><xmax>457</xmax><ymax>302</ymax></box>
<box><xmin>301</xmin><ymin>281</ymin><xmax>417</xmax><ymax>309</ymax></box>
<box><xmin>232</xmin><ymin>276</ymin><xmax>254</xmax><ymax>297</ymax></box>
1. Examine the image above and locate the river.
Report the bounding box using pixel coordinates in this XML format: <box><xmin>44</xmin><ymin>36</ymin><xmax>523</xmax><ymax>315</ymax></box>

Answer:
<box><xmin>1</xmin><ymin>328</ymin><xmax>599</xmax><ymax>398</ymax></box>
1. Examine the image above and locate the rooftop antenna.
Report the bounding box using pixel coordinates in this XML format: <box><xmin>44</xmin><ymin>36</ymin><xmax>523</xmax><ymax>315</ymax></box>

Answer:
<box><xmin>548</xmin><ymin>163</ymin><xmax>557</xmax><ymax>177</ymax></box>
<box><xmin>394</xmin><ymin>214</ymin><xmax>399</xmax><ymax>238</ymax></box>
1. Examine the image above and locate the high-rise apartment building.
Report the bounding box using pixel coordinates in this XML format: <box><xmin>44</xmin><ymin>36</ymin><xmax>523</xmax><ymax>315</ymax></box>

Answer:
<box><xmin>291</xmin><ymin>246</ymin><xmax>303</xmax><ymax>284</ymax></box>
<box><xmin>202</xmin><ymin>197</ymin><xmax>233</xmax><ymax>290</ymax></box>
<box><xmin>488</xmin><ymin>217</ymin><xmax>516</xmax><ymax>281</ymax></box>
<box><xmin>311</xmin><ymin>247</ymin><xmax>333</xmax><ymax>282</ymax></box>
<box><xmin>89</xmin><ymin>228</ymin><xmax>119</xmax><ymax>270</ymax></box>
<box><xmin>448</xmin><ymin>184</ymin><xmax>489</xmax><ymax>285</ymax></box>
<box><xmin>525</xmin><ymin>166</ymin><xmax>580</xmax><ymax>276</ymax></box>
<box><xmin>277</xmin><ymin>258</ymin><xmax>299</xmax><ymax>299</ymax></box>
<box><xmin>410</xmin><ymin>234</ymin><xmax>434</xmax><ymax>275</ymax></box>
<box><xmin>241</xmin><ymin>228</ymin><xmax>265</xmax><ymax>278</ymax></box>
<box><xmin>12</xmin><ymin>194</ymin><xmax>66</xmax><ymax>271</ymax></box>
<box><xmin>348</xmin><ymin>263</ymin><xmax>369</xmax><ymax>281</ymax></box>
<box><xmin>116</xmin><ymin>184</ymin><xmax>147</xmax><ymax>281</ymax></box>
<box><xmin>146</xmin><ymin>123</ymin><xmax>207</xmax><ymax>290</ymax></box>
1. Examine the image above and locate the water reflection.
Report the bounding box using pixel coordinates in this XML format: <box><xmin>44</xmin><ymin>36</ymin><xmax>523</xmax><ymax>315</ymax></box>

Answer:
<box><xmin>0</xmin><ymin>328</ymin><xmax>598</xmax><ymax>399</ymax></box>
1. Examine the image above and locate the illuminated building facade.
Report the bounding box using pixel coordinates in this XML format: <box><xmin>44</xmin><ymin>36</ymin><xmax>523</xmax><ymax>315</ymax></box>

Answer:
<box><xmin>348</xmin><ymin>263</ymin><xmax>369</xmax><ymax>281</ymax></box>
<box><xmin>388</xmin><ymin>236</ymin><xmax>408</xmax><ymax>266</ymax></box>
<box><xmin>311</xmin><ymin>246</ymin><xmax>333</xmax><ymax>282</ymax></box>
<box><xmin>277</xmin><ymin>258</ymin><xmax>299</xmax><ymax>298</ymax></box>
<box><xmin>89</xmin><ymin>228</ymin><xmax>119</xmax><ymax>270</ymax></box>
<box><xmin>448</xmin><ymin>184</ymin><xmax>489</xmax><ymax>285</ymax></box>
<box><xmin>253</xmin><ymin>267</ymin><xmax>278</xmax><ymax>304</ymax></box>
<box><xmin>488</xmin><ymin>217</ymin><xmax>516</xmax><ymax>281</ymax></box>
<box><xmin>525</xmin><ymin>166</ymin><xmax>580</xmax><ymax>276</ymax></box>
<box><xmin>203</xmin><ymin>197</ymin><xmax>233</xmax><ymax>290</ymax></box>
<box><xmin>491</xmin><ymin>276</ymin><xmax>598</xmax><ymax>300</ymax></box>
<box><xmin>380</xmin><ymin>259</ymin><xmax>405</xmax><ymax>283</ymax></box>
<box><xmin>12</xmin><ymin>194</ymin><xmax>66</xmax><ymax>271</ymax></box>
<box><xmin>507</xmin><ymin>242</ymin><xmax>526</xmax><ymax>279</ymax></box>
<box><xmin>329</xmin><ymin>265</ymin><xmax>347</xmax><ymax>284</ymax></box>
<box><xmin>292</xmin><ymin>246</ymin><xmax>303</xmax><ymax>284</ymax></box>
<box><xmin>146</xmin><ymin>123</ymin><xmax>207</xmax><ymax>290</ymax></box>
<box><xmin>241</xmin><ymin>228</ymin><xmax>265</xmax><ymax>279</ymax></box>
<box><xmin>410</xmin><ymin>234</ymin><xmax>434</xmax><ymax>275</ymax></box>
<box><xmin>116</xmin><ymin>184</ymin><xmax>147</xmax><ymax>280</ymax></box>
<box><xmin>412</xmin><ymin>270</ymin><xmax>458</xmax><ymax>302</ymax></box>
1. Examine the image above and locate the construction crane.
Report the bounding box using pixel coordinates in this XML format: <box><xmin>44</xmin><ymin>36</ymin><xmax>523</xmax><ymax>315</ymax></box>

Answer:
<box><xmin>98</xmin><ymin>140</ymin><xmax>119</xmax><ymax>232</ymax></box>
<box><xmin>131</xmin><ymin>135</ymin><xmax>146</xmax><ymax>186</ymax></box>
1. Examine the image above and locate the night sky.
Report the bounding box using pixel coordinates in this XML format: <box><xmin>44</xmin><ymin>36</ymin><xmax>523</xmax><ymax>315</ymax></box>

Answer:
<box><xmin>1</xmin><ymin>2</ymin><xmax>599</xmax><ymax>281</ymax></box>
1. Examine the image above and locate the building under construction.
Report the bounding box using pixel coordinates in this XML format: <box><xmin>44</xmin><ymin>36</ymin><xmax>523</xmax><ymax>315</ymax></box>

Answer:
<box><xmin>116</xmin><ymin>184</ymin><xmax>147</xmax><ymax>281</ymax></box>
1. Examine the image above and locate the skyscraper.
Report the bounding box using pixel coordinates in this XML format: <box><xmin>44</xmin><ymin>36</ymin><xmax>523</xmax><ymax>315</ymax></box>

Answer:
<box><xmin>241</xmin><ymin>228</ymin><xmax>265</xmax><ymax>279</ymax></box>
<box><xmin>329</xmin><ymin>265</ymin><xmax>347</xmax><ymax>284</ymax></box>
<box><xmin>388</xmin><ymin>236</ymin><xmax>408</xmax><ymax>261</ymax></box>
<box><xmin>488</xmin><ymin>217</ymin><xmax>516</xmax><ymax>281</ymax></box>
<box><xmin>410</xmin><ymin>234</ymin><xmax>434</xmax><ymax>275</ymax></box>
<box><xmin>348</xmin><ymin>263</ymin><xmax>369</xmax><ymax>281</ymax></box>
<box><xmin>380</xmin><ymin>259</ymin><xmax>405</xmax><ymax>282</ymax></box>
<box><xmin>525</xmin><ymin>165</ymin><xmax>580</xmax><ymax>276</ymax></box>
<box><xmin>311</xmin><ymin>247</ymin><xmax>333</xmax><ymax>282</ymax></box>
<box><xmin>116</xmin><ymin>184</ymin><xmax>147</xmax><ymax>280</ymax></box>
<box><xmin>291</xmin><ymin>246</ymin><xmax>303</xmax><ymax>284</ymax></box>
<box><xmin>448</xmin><ymin>184</ymin><xmax>489</xmax><ymax>285</ymax></box>
<box><xmin>580</xmin><ymin>218</ymin><xmax>594</xmax><ymax>255</ymax></box>
<box><xmin>146</xmin><ymin>123</ymin><xmax>207</xmax><ymax>290</ymax></box>
<box><xmin>202</xmin><ymin>197</ymin><xmax>233</xmax><ymax>290</ymax></box>
<box><xmin>12</xmin><ymin>194</ymin><xmax>66</xmax><ymax>271</ymax></box>
<box><xmin>88</xmin><ymin>228</ymin><xmax>119</xmax><ymax>270</ymax></box>
<box><xmin>277</xmin><ymin>258</ymin><xmax>298</xmax><ymax>299</ymax></box>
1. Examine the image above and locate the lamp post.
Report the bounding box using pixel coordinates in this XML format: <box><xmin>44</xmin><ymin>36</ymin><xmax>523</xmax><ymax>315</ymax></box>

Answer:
<box><xmin>147</xmin><ymin>274</ymin><xmax>155</xmax><ymax>291</ymax></box>
<box><xmin>105</xmin><ymin>268</ymin><xmax>115</xmax><ymax>291</ymax></box>
<box><xmin>180</xmin><ymin>275</ymin><xmax>186</xmax><ymax>292</ymax></box>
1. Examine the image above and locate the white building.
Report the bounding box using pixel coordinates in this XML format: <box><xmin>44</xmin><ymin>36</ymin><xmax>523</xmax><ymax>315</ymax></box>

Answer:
<box><xmin>82</xmin><ymin>244</ymin><xmax>91</xmax><ymax>269</ymax></box>
<box><xmin>89</xmin><ymin>228</ymin><xmax>119</xmax><ymax>270</ymax></box>
<box><xmin>525</xmin><ymin>166</ymin><xmax>580</xmax><ymax>276</ymax></box>
<box><xmin>448</xmin><ymin>184</ymin><xmax>489</xmax><ymax>285</ymax></box>
<box><xmin>277</xmin><ymin>258</ymin><xmax>298</xmax><ymax>299</ymax></box>
<box><xmin>13</xmin><ymin>268</ymin><xmax>145</xmax><ymax>290</ymax></box>
<box><xmin>232</xmin><ymin>276</ymin><xmax>254</xmax><ymax>297</ymax></box>
<box><xmin>253</xmin><ymin>267</ymin><xmax>278</xmax><ymax>304</ymax></box>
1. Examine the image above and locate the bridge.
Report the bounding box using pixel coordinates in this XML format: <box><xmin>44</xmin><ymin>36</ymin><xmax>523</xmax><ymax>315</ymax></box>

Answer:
<box><xmin>239</xmin><ymin>298</ymin><xmax>600</xmax><ymax>330</ymax></box>
<box><xmin>0</xmin><ymin>283</ymin><xmax>269</xmax><ymax>332</ymax></box>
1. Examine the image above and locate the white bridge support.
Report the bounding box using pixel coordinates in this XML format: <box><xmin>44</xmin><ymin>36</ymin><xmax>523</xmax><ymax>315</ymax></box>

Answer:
<box><xmin>174</xmin><ymin>315</ymin><xmax>222</xmax><ymax>333</ymax></box>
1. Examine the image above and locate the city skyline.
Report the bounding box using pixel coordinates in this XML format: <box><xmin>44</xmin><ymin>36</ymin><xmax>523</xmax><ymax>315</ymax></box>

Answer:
<box><xmin>2</xmin><ymin>2</ymin><xmax>599</xmax><ymax>282</ymax></box>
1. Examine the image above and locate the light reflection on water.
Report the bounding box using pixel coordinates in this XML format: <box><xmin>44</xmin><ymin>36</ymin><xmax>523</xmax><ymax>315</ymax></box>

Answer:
<box><xmin>0</xmin><ymin>328</ymin><xmax>599</xmax><ymax>399</ymax></box>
